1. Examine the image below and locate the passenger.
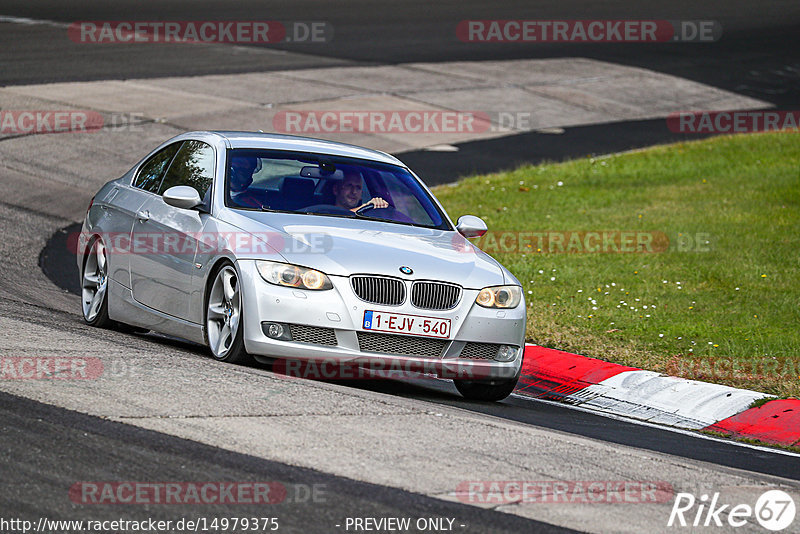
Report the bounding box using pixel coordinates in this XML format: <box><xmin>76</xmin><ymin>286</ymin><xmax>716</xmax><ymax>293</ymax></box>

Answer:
<box><xmin>228</xmin><ymin>156</ymin><xmax>261</xmax><ymax>208</ymax></box>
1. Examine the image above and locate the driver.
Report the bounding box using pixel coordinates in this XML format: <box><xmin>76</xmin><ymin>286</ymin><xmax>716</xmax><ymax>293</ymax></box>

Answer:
<box><xmin>228</xmin><ymin>155</ymin><xmax>261</xmax><ymax>208</ymax></box>
<box><xmin>333</xmin><ymin>169</ymin><xmax>388</xmax><ymax>212</ymax></box>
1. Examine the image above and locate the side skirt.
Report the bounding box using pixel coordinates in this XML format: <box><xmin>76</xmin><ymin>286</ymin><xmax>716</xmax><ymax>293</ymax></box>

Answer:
<box><xmin>108</xmin><ymin>278</ymin><xmax>205</xmax><ymax>345</ymax></box>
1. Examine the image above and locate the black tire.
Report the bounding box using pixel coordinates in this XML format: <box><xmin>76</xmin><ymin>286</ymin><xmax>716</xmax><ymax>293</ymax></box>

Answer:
<box><xmin>204</xmin><ymin>261</ymin><xmax>252</xmax><ymax>364</ymax></box>
<box><xmin>453</xmin><ymin>366</ymin><xmax>521</xmax><ymax>402</ymax></box>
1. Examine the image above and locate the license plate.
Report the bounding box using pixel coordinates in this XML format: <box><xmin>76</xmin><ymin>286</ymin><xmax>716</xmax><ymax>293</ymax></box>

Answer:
<box><xmin>363</xmin><ymin>310</ymin><xmax>451</xmax><ymax>339</ymax></box>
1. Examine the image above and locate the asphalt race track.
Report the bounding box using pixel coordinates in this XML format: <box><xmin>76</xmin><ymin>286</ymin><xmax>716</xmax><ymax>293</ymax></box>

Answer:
<box><xmin>1</xmin><ymin>392</ymin><xmax>575</xmax><ymax>534</ymax></box>
<box><xmin>2</xmin><ymin>2</ymin><xmax>800</xmax><ymax>533</ymax></box>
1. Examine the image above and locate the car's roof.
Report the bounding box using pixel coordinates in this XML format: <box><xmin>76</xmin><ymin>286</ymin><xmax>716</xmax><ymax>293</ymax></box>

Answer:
<box><xmin>201</xmin><ymin>131</ymin><xmax>404</xmax><ymax>167</ymax></box>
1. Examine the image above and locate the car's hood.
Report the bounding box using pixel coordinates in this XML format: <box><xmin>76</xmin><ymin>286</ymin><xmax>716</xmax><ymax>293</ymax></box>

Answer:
<box><xmin>224</xmin><ymin>211</ymin><xmax>504</xmax><ymax>288</ymax></box>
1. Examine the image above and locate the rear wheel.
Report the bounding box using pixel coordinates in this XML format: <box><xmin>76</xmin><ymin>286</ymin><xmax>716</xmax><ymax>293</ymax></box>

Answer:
<box><xmin>453</xmin><ymin>366</ymin><xmax>521</xmax><ymax>402</ymax></box>
<box><xmin>205</xmin><ymin>263</ymin><xmax>251</xmax><ymax>364</ymax></box>
<box><xmin>81</xmin><ymin>238</ymin><xmax>112</xmax><ymax>328</ymax></box>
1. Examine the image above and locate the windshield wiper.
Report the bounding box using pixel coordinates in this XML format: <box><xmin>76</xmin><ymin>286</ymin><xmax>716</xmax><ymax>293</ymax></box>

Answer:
<box><xmin>302</xmin><ymin>211</ymin><xmax>349</xmax><ymax>217</ymax></box>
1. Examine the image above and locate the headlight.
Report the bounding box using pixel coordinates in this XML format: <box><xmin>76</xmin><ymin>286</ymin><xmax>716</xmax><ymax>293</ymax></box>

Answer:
<box><xmin>475</xmin><ymin>285</ymin><xmax>522</xmax><ymax>308</ymax></box>
<box><xmin>256</xmin><ymin>261</ymin><xmax>333</xmax><ymax>290</ymax></box>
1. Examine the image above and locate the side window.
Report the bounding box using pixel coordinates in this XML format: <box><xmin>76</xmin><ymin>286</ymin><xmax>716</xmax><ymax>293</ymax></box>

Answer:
<box><xmin>158</xmin><ymin>141</ymin><xmax>215</xmax><ymax>202</ymax></box>
<box><xmin>133</xmin><ymin>143</ymin><xmax>181</xmax><ymax>193</ymax></box>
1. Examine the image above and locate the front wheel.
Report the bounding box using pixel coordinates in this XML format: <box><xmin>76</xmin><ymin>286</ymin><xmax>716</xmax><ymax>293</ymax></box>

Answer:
<box><xmin>205</xmin><ymin>263</ymin><xmax>251</xmax><ymax>364</ymax></box>
<box><xmin>453</xmin><ymin>366</ymin><xmax>521</xmax><ymax>402</ymax></box>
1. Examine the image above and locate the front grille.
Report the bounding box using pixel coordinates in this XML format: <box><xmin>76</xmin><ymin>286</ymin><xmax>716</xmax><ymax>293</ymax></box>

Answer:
<box><xmin>411</xmin><ymin>281</ymin><xmax>461</xmax><ymax>310</ymax></box>
<box><xmin>357</xmin><ymin>332</ymin><xmax>448</xmax><ymax>358</ymax></box>
<box><xmin>460</xmin><ymin>342</ymin><xmax>502</xmax><ymax>360</ymax></box>
<box><xmin>350</xmin><ymin>276</ymin><xmax>406</xmax><ymax>306</ymax></box>
<box><xmin>289</xmin><ymin>324</ymin><xmax>337</xmax><ymax>346</ymax></box>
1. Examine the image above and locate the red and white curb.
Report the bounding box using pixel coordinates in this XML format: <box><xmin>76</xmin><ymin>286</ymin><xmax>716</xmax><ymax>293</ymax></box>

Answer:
<box><xmin>516</xmin><ymin>345</ymin><xmax>800</xmax><ymax>448</ymax></box>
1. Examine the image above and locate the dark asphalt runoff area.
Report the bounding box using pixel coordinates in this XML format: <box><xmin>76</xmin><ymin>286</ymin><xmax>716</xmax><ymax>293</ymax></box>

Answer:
<box><xmin>0</xmin><ymin>391</ymin><xmax>577</xmax><ymax>534</ymax></box>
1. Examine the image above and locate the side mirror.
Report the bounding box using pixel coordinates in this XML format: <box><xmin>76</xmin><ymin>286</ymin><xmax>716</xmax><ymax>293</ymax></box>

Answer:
<box><xmin>163</xmin><ymin>185</ymin><xmax>202</xmax><ymax>210</ymax></box>
<box><xmin>456</xmin><ymin>215</ymin><xmax>487</xmax><ymax>238</ymax></box>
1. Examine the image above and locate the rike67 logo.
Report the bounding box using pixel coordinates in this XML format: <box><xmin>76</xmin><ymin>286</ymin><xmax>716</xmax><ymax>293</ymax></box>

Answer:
<box><xmin>668</xmin><ymin>490</ymin><xmax>796</xmax><ymax>531</ymax></box>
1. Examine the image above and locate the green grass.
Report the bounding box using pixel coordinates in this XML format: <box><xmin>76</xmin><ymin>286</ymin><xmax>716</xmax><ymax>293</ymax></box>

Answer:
<box><xmin>433</xmin><ymin>131</ymin><xmax>800</xmax><ymax>396</ymax></box>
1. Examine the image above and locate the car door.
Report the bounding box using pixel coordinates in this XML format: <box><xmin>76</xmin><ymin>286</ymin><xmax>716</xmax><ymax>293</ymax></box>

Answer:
<box><xmin>129</xmin><ymin>140</ymin><xmax>215</xmax><ymax>320</ymax></box>
<box><xmin>108</xmin><ymin>142</ymin><xmax>182</xmax><ymax>287</ymax></box>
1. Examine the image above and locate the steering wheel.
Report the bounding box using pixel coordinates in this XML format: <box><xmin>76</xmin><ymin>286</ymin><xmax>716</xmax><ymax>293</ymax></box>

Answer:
<box><xmin>302</xmin><ymin>204</ymin><xmax>353</xmax><ymax>215</ymax></box>
<box><xmin>356</xmin><ymin>197</ymin><xmax>396</xmax><ymax>215</ymax></box>
<box><xmin>358</xmin><ymin>205</ymin><xmax>414</xmax><ymax>223</ymax></box>
<box><xmin>355</xmin><ymin>203</ymin><xmax>375</xmax><ymax>215</ymax></box>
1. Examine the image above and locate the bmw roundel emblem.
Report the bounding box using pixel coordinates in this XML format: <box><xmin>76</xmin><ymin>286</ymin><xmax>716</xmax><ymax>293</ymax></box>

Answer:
<box><xmin>399</xmin><ymin>266</ymin><xmax>413</xmax><ymax>275</ymax></box>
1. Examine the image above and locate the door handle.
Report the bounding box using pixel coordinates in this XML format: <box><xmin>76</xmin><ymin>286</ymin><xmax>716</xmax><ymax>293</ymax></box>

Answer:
<box><xmin>137</xmin><ymin>210</ymin><xmax>150</xmax><ymax>222</ymax></box>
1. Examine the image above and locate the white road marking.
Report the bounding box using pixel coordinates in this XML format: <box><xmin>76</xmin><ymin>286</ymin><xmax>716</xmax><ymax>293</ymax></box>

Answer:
<box><xmin>567</xmin><ymin>369</ymin><xmax>770</xmax><ymax>429</ymax></box>
<box><xmin>0</xmin><ymin>14</ymin><xmax>69</xmax><ymax>28</ymax></box>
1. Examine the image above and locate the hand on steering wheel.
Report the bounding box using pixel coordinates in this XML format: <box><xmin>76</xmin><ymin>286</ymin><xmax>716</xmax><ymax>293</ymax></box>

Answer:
<box><xmin>354</xmin><ymin>197</ymin><xmax>389</xmax><ymax>214</ymax></box>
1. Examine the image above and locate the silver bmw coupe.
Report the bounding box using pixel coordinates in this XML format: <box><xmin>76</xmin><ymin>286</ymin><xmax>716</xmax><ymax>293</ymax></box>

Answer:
<box><xmin>78</xmin><ymin>131</ymin><xmax>525</xmax><ymax>400</ymax></box>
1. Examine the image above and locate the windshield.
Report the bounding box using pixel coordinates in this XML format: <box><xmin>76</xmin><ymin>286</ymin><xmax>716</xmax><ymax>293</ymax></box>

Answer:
<box><xmin>224</xmin><ymin>149</ymin><xmax>451</xmax><ymax>230</ymax></box>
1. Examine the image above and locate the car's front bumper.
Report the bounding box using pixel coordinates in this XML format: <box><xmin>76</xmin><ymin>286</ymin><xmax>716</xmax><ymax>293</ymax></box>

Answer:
<box><xmin>236</xmin><ymin>259</ymin><xmax>525</xmax><ymax>380</ymax></box>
